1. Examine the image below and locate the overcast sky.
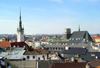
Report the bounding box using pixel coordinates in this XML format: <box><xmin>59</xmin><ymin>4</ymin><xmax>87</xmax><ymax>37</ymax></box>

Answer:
<box><xmin>0</xmin><ymin>0</ymin><xmax>100</xmax><ymax>34</ymax></box>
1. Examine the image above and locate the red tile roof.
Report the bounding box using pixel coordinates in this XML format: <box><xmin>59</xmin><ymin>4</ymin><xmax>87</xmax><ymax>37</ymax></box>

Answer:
<box><xmin>42</xmin><ymin>39</ymin><xmax>47</xmax><ymax>42</ymax></box>
<box><xmin>11</xmin><ymin>42</ymin><xmax>29</xmax><ymax>47</ymax></box>
<box><xmin>49</xmin><ymin>63</ymin><xmax>86</xmax><ymax>68</ymax></box>
<box><xmin>88</xmin><ymin>59</ymin><xmax>100</xmax><ymax>68</ymax></box>
<box><xmin>0</xmin><ymin>41</ymin><xmax>10</xmax><ymax>48</ymax></box>
<box><xmin>92</xmin><ymin>37</ymin><xmax>100</xmax><ymax>39</ymax></box>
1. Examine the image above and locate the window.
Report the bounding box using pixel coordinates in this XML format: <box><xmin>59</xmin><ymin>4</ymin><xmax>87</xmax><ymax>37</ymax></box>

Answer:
<box><xmin>56</xmin><ymin>48</ymin><xmax>57</xmax><ymax>50</ymax></box>
<box><xmin>50</xmin><ymin>47</ymin><xmax>52</xmax><ymax>50</ymax></box>
<box><xmin>61</xmin><ymin>48</ymin><xmax>63</xmax><ymax>50</ymax></box>
<box><xmin>53</xmin><ymin>47</ymin><xmax>55</xmax><ymax>50</ymax></box>
<box><xmin>59</xmin><ymin>48</ymin><xmax>60</xmax><ymax>50</ymax></box>
<box><xmin>27</xmin><ymin>56</ymin><xmax>30</xmax><ymax>59</ymax></box>
<box><xmin>91</xmin><ymin>54</ymin><xmax>95</xmax><ymax>56</ymax></box>
<box><xmin>38</xmin><ymin>57</ymin><xmax>40</xmax><ymax>60</ymax></box>
<box><xmin>33</xmin><ymin>56</ymin><xmax>35</xmax><ymax>59</ymax></box>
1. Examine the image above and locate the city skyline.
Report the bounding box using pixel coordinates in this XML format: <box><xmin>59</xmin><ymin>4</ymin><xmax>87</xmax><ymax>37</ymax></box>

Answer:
<box><xmin>0</xmin><ymin>0</ymin><xmax>100</xmax><ymax>34</ymax></box>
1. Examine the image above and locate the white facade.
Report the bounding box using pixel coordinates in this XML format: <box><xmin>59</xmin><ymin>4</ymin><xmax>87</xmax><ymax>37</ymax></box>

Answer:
<box><xmin>17</xmin><ymin>30</ymin><xmax>24</xmax><ymax>42</ymax></box>
<box><xmin>23</xmin><ymin>54</ymin><xmax>47</xmax><ymax>60</ymax></box>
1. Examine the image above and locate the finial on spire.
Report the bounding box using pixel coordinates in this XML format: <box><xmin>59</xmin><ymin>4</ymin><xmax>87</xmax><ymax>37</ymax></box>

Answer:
<box><xmin>78</xmin><ymin>24</ymin><xmax>80</xmax><ymax>31</ymax></box>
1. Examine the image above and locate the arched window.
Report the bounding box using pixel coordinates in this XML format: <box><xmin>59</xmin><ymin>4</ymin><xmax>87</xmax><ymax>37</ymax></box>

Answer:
<box><xmin>59</xmin><ymin>48</ymin><xmax>60</xmax><ymax>50</ymax></box>
<box><xmin>56</xmin><ymin>47</ymin><xmax>57</xmax><ymax>50</ymax></box>
<box><xmin>61</xmin><ymin>48</ymin><xmax>63</xmax><ymax>50</ymax></box>
<box><xmin>53</xmin><ymin>47</ymin><xmax>55</xmax><ymax>50</ymax></box>
<box><xmin>27</xmin><ymin>56</ymin><xmax>30</xmax><ymax>59</ymax></box>
<box><xmin>33</xmin><ymin>56</ymin><xmax>35</xmax><ymax>59</ymax></box>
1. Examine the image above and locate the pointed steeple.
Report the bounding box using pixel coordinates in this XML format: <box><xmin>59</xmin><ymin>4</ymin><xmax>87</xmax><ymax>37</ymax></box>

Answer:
<box><xmin>19</xmin><ymin>7</ymin><xmax>22</xmax><ymax>29</ymax></box>
<box><xmin>17</xmin><ymin>7</ymin><xmax>24</xmax><ymax>31</ymax></box>
<box><xmin>78</xmin><ymin>24</ymin><xmax>80</xmax><ymax>31</ymax></box>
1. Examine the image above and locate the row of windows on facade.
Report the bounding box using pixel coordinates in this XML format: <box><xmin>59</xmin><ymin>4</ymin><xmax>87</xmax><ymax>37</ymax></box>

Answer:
<box><xmin>13</xmin><ymin>45</ymin><xmax>26</xmax><ymax>47</ymax></box>
<box><xmin>40</xmin><ymin>47</ymin><xmax>64</xmax><ymax>50</ymax></box>
<box><xmin>41</xmin><ymin>43</ymin><xmax>67</xmax><ymax>45</ymax></box>
<box><xmin>26</xmin><ymin>55</ymin><xmax>45</xmax><ymax>60</ymax></box>
<box><xmin>71</xmin><ymin>38</ymin><xmax>83</xmax><ymax>40</ymax></box>
<box><xmin>69</xmin><ymin>43</ymin><xmax>84</xmax><ymax>45</ymax></box>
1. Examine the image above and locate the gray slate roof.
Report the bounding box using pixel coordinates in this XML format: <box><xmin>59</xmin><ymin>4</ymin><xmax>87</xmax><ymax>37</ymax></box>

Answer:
<box><xmin>38</xmin><ymin>60</ymin><xmax>63</xmax><ymax>68</ymax></box>
<box><xmin>70</xmin><ymin>31</ymin><xmax>93</xmax><ymax>42</ymax></box>
<box><xmin>71</xmin><ymin>31</ymin><xmax>87</xmax><ymax>39</ymax></box>
<box><xmin>60</xmin><ymin>48</ymin><xmax>86</xmax><ymax>54</ymax></box>
<box><xmin>67</xmin><ymin>39</ymin><xmax>83</xmax><ymax>45</ymax></box>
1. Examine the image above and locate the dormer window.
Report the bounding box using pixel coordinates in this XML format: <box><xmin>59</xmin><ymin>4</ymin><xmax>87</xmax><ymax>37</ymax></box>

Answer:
<box><xmin>72</xmin><ymin>43</ymin><xmax>74</xmax><ymax>45</ymax></box>
<box><xmin>13</xmin><ymin>45</ymin><xmax>15</xmax><ymax>48</ymax></box>
<box><xmin>27</xmin><ymin>56</ymin><xmax>30</xmax><ymax>59</ymax></box>
<box><xmin>72</xmin><ymin>38</ymin><xmax>74</xmax><ymax>40</ymax></box>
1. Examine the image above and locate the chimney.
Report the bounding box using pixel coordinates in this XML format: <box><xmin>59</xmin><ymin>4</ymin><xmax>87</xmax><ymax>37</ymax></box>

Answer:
<box><xmin>65</xmin><ymin>59</ymin><xmax>69</xmax><ymax>63</ymax></box>
<box><xmin>71</xmin><ymin>57</ymin><xmax>75</xmax><ymax>63</ymax></box>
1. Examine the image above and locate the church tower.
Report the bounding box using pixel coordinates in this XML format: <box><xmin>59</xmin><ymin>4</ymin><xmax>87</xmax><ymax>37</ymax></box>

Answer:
<box><xmin>17</xmin><ymin>8</ymin><xmax>24</xmax><ymax>42</ymax></box>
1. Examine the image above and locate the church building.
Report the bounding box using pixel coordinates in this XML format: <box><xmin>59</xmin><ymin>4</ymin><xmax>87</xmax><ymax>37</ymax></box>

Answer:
<box><xmin>17</xmin><ymin>8</ymin><xmax>24</xmax><ymax>42</ymax></box>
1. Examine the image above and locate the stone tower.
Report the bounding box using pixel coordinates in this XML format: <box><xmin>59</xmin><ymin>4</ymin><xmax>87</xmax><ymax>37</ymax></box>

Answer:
<box><xmin>17</xmin><ymin>8</ymin><xmax>24</xmax><ymax>42</ymax></box>
<box><xmin>64</xmin><ymin>28</ymin><xmax>71</xmax><ymax>39</ymax></box>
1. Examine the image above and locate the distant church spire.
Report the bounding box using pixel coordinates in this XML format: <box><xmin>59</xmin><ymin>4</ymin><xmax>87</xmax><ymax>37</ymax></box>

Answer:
<box><xmin>78</xmin><ymin>24</ymin><xmax>80</xmax><ymax>31</ymax></box>
<box><xmin>19</xmin><ymin>7</ymin><xmax>22</xmax><ymax>30</ymax></box>
<box><xmin>17</xmin><ymin>7</ymin><xmax>24</xmax><ymax>42</ymax></box>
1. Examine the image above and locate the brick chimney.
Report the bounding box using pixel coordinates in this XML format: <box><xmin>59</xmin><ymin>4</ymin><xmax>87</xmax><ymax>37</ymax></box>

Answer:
<box><xmin>65</xmin><ymin>59</ymin><xmax>69</xmax><ymax>63</ymax></box>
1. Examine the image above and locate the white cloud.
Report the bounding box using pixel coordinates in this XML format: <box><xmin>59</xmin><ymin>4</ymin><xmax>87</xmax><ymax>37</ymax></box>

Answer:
<box><xmin>49</xmin><ymin>0</ymin><xmax>63</xmax><ymax>3</ymax></box>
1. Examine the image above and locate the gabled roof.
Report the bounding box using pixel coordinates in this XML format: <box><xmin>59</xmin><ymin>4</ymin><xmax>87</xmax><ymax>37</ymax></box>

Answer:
<box><xmin>60</xmin><ymin>48</ymin><xmax>86</xmax><ymax>54</ymax></box>
<box><xmin>48</xmin><ymin>63</ymin><xmax>86</xmax><ymax>68</ymax></box>
<box><xmin>11</xmin><ymin>42</ymin><xmax>28</xmax><ymax>47</ymax></box>
<box><xmin>70</xmin><ymin>31</ymin><xmax>93</xmax><ymax>42</ymax></box>
<box><xmin>71</xmin><ymin>31</ymin><xmax>88</xmax><ymax>39</ymax></box>
<box><xmin>0</xmin><ymin>41</ymin><xmax>10</xmax><ymax>48</ymax></box>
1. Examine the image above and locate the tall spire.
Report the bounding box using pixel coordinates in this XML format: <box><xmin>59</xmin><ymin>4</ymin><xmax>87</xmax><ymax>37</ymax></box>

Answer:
<box><xmin>78</xmin><ymin>24</ymin><xmax>80</xmax><ymax>31</ymax></box>
<box><xmin>19</xmin><ymin>7</ymin><xmax>22</xmax><ymax>29</ymax></box>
